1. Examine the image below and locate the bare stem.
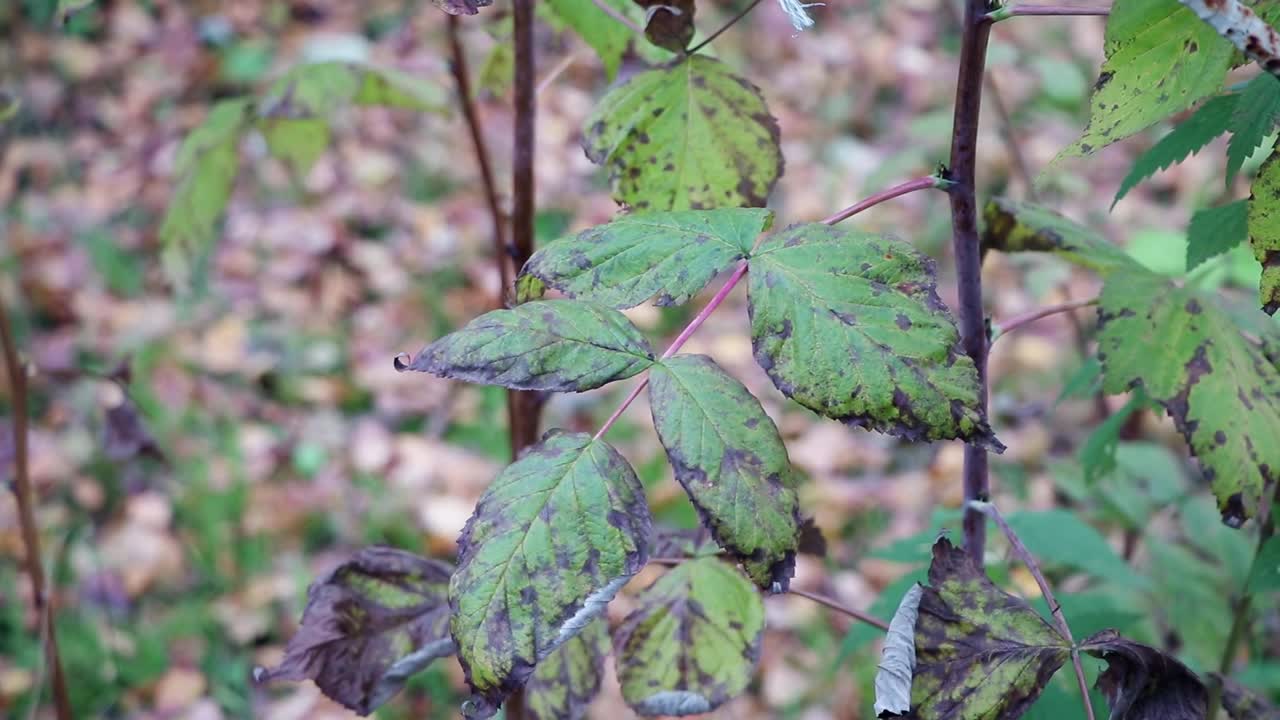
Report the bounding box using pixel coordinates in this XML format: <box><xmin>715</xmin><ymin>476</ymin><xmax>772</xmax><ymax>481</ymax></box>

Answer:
<box><xmin>949</xmin><ymin>0</ymin><xmax>995</xmax><ymax>568</ymax></box>
<box><xmin>969</xmin><ymin>500</ymin><xmax>1096</xmax><ymax>720</ymax></box>
<box><xmin>988</xmin><ymin>5</ymin><xmax>1112</xmax><ymax>21</ymax></box>
<box><xmin>687</xmin><ymin>0</ymin><xmax>767</xmax><ymax>56</ymax></box>
<box><xmin>820</xmin><ymin>176</ymin><xmax>946</xmax><ymax>226</ymax></box>
<box><xmin>0</xmin><ymin>295</ymin><xmax>72</xmax><ymax>720</ymax></box>
<box><xmin>990</xmin><ymin>298</ymin><xmax>1098</xmax><ymax>345</ymax></box>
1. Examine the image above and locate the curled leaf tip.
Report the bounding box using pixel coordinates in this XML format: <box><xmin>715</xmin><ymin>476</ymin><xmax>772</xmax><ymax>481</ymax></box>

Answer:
<box><xmin>393</xmin><ymin>352</ymin><xmax>411</xmax><ymax>371</ymax></box>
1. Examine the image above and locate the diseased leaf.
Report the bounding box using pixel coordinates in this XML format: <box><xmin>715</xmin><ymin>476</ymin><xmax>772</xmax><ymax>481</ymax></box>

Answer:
<box><xmin>520</xmin><ymin>208</ymin><xmax>773</xmax><ymax>309</ymax></box>
<box><xmin>747</xmin><ymin>223</ymin><xmax>1000</xmax><ymax>449</ymax></box>
<box><xmin>614</xmin><ymin>558</ymin><xmax>764</xmax><ymax>716</ymax></box>
<box><xmin>634</xmin><ymin>0</ymin><xmax>696</xmax><ymax>52</ymax></box>
<box><xmin>1063</xmin><ymin>0</ymin><xmax>1235</xmax><ymax>157</ymax></box>
<box><xmin>911</xmin><ymin>538</ymin><xmax>1070</xmax><ymax>719</ymax></box>
<box><xmin>1216</xmin><ymin>674</ymin><xmax>1280</xmax><ymax>720</ymax></box>
<box><xmin>160</xmin><ymin>99</ymin><xmax>252</xmax><ymax>257</ymax></box>
<box><xmin>648</xmin><ymin>354</ymin><xmax>801</xmax><ymax>590</ymax></box>
<box><xmin>1098</xmin><ymin>272</ymin><xmax>1280</xmax><ymax>526</ymax></box>
<box><xmin>1113</xmin><ymin>93</ymin><xmax>1237</xmax><ymax>206</ymax></box>
<box><xmin>650</xmin><ymin>525</ymin><xmax>718</xmax><ymax>559</ymax></box>
<box><xmin>450</xmin><ymin>431</ymin><xmax>651</xmax><ymax>719</ymax></box>
<box><xmin>397</xmin><ymin>300</ymin><xmax>655</xmax><ymax>392</ymax></box>
<box><xmin>525</xmin><ymin>618</ymin><xmax>610</xmax><ymax>720</ymax></box>
<box><xmin>545</xmin><ymin>0</ymin><xmax>639</xmax><ymax>80</ymax></box>
<box><xmin>1248</xmin><ymin>536</ymin><xmax>1280</xmax><ymax>593</ymax></box>
<box><xmin>983</xmin><ymin>197</ymin><xmax>1142</xmax><ymax>275</ymax></box>
<box><xmin>873</xmin><ymin>583</ymin><xmax>922</xmax><ymax>718</ymax></box>
<box><xmin>1188</xmin><ymin>200</ymin><xmax>1249</xmax><ymax>270</ymax></box>
<box><xmin>262</xmin><ymin>61</ymin><xmax>448</xmax><ymax>117</ymax></box>
<box><xmin>583</xmin><ymin>55</ymin><xmax>783</xmax><ymax>212</ymax></box>
<box><xmin>1228</xmin><ymin>73</ymin><xmax>1280</xmax><ymax>183</ymax></box>
<box><xmin>1249</xmin><ymin>148</ymin><xmax>1280</xmax><ymax>314</ymax></box>
<box><xmin>1082</xmin><ymin>630</ymin><xmax>1208</xmax><ymax>720</ymax></box>
<box><xmin>431</xmin><ymin>0</ymin><xmax>495</xmax><ymax>16</ymax></box>
<box><xmin>256</xmin><ymin>547</ymin><xmax>455</xmax><ymax>716</ymax></box>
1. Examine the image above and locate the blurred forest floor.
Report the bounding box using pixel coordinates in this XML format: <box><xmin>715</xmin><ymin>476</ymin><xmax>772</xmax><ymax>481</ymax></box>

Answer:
<box><xmin>1</xmin><ymin>0</ymin><xmax>1276</xmax><ymax>718</ymax></box>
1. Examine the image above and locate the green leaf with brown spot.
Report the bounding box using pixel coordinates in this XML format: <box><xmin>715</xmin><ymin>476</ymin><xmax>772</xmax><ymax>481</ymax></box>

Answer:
<box><xmin>256</xmin><ymin>547</ymin><xmax>455</xmax><ymax>715</ymax></box>
<box><xmin>450</xmin><ymin>430</ymin><xmax>651</xmax><ymax>719</ymax></box>
<box><xmin>614</xmin><ymin>558</ymin><xmax>764</xmax><ymax>717</ymax></box>
<box><xmin>525</xmin><ymin>618</ymin><xmax>610</xmax><ymax>720</ymax></box>
<box><xmin>1082</xmin><ymin>630</ymin><xmax>1208</xmax><ymax>720</ymax></box>
<box><xmin>1097</xmin><ymin>272</ymin><xmax>1280</xmax><ymax>526</ymax></box>
<box><xmin>398</xmin><ymin>300</ymin><xmax>655</xmax><ymax>392</ymax></box>
<box><xmin>911</xmin><ymin>538</ymin><xmax>1070</xmax><ymax>719</ymax></box>
<box><xmin>583</xmin><ymin>55</ymin><xmax>783</xmax><ymax>212</ymax></box>
<box><xmin>982</xmin><ymin>198</ymin><xmax>1143</xmax><ymax>276</ymax></box>
<box><xmin>1062</xmin><ymin>0</ymin><xmax>1236</xmax><ymax>158</ymax></box>
<box><xmin>648</xmin><ymin>354</ymin><xmax>801</xmax><ymax>590</ymax></box>
<box><xmin>747</xmin><ymin>224</ymin><xmax>1000</xmax><ymax>449</ymax></box>
<box><xmin>521</xmin><ymin>208</ymin><xmax>773</xmax><ymax>309</ymax></box>
<box><xmin>1248</xmin><ymin>147</ymin><xmax>1280</xmax><ymax>315</ymax></box>
<box><xmin>160</xmin><ymin>98</ymin><xmax>252</xmax><ymax>259</ymax></box>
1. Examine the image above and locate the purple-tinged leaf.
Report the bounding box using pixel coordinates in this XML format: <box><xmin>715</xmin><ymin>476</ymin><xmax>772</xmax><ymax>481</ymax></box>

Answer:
<box><xmin>256</xmin><ymin>547</ymin><xmax>454</xmax><ymax>716</ymax></box>
<box><xmin>1082</xmin><ymin>630</ymin><xmax>1208</xmax><ymax>720</ymax></box>
<box><xmin>1215</xmin><ymin>674</ymin><xmax>1280</xmax><ymax>720</ymax></box>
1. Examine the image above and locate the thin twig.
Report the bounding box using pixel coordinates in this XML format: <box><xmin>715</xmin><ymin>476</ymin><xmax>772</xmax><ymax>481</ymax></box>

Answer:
<box><xmin>0</xmin><ymin>295</ymin><xmax>72</xmax><ymax>720</ymax></box>
<box><xmin>537</xmin><ymin>49</ymin><xmax>583</xmax><ymax>95</ymax></box>
<box><xmin>589</xmin><ymin>0</ymin><xmax>646</xmax><ymax>35</ymax></box>
<box><xmin>969</xmin><ymin>500</ymin><xmax>1096</xmax><ymax>720</ymax></box>
<box><xmin>949</xmin><ymin>0</ymin><xmax>995</xmax><ymax>568</ymax></box>
<box><xmin>988</xmin><ymin>5</ymin><xmax>1112</xmax><ymax>20</ymax></box>
<box><xmin>687</xmin><ymin>0</ymin><xmax>767</xmax><ymax>56</ymax></box>
<box><xmin>989</xmin><ymin>298</ymin><xmax>1098</xmax><ymax>345</ymax></box>
<box><xmin>820</xmin><ymin>176</ymin><xmax>945</xmax><ymax>226</ymax></box>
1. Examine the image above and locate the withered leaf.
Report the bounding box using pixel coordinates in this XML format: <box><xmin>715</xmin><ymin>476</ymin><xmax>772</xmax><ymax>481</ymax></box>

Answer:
<box><xmin>525</xmin><ymin>618</ymin><xmax>610</xmax><ymax>720</ymax></box>
<box><xmin>256</xmin><ymin>547</ymin><xmax>455</xmax><ymax>716</ymax></box>
<box><xmin>1082</xmin><ymin>630</ymin><xmax>1207</xmax><ymax>720</ymax></box>
<box><xmin>634</xmin><ymin>0</ymin><xmax>696</xmax><ymax>52</ymax></box>
<box><xmin>910</xmin><ymin>538</ymin><xmax>1070</xmax><ymax>719</ymax></box>
<box><xmin>873</xmin><ymin>583</ymin><xmax>922</xmax><ymax>718</ymax></box>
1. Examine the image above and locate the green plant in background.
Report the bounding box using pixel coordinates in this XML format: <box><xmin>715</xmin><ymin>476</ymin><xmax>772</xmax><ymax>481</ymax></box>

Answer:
<box><xmin>5</xmin><ymin>0</ymin><xmax>1280</xmax><ymax>718</ymax></box>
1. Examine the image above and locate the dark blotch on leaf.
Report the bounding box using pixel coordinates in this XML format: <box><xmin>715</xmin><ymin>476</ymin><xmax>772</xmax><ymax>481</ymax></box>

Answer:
<box><xmin>1082</xmin><ymin>630</ymin><xmax>1207</xmax><ymax>720</ymax></box>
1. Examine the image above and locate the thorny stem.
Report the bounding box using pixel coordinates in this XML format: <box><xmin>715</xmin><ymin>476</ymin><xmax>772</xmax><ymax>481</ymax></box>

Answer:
<box><xmin>949</xmin><ymin>0</ymin><xmax>995</xmax><ymax>569</ymax></box>
<box><xmin>1206</xmin><ymin>491</ymin><xmax>1277</xmax><ymax>720</ymax></box>
<box><xmin>686</xmin><ymin>0</ymin><xmax>767</xmax><ymax>56</ymax></box>
<box><xmin>647</xmin><ymin>558</ymin><xmax>889</xmax><ymax>631</ymax></box>
<box><xmin>986</xmin><ymin>4</ymin><xmax>1112</xmax><ymax>21</ymax></box>
<box><xmin>0</xmin><ymin>295</ymin><xmax>72</xmax><ymax>720</ymax></box>
<box><xmin>593</xmin><ymin>178</ymin><xmax>940</xmax><ymax>441</ymax></box>
<box><xmin>969</xmin><ymin>500</ymin><xmax>1096</xmax><ymax>720</ymax></box>
<box><xmin>989</xmin><ymin>298</ymin><xmax>1098</xmax><ymax>345</ymax></box>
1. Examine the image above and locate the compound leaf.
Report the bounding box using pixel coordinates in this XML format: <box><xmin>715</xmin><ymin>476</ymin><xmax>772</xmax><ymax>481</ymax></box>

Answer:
<box><xmin>525</xmin><ymin>618</ymin><xmax>610</xmax><ymax>720</ymax></box>
<box><xmin>1249</xmin><ymin>147</ymin><xmax>1280</xmax><ymax>314</ymax></box>
<box><xmin>747</xmin><ymin>224</ymin><xmax>999</xmax><ymax>449</ymax></box>
<box><xmin>450</xmin><ymin>430</ymin><xmax>651</xmax><ymax>719</ymax></box>
<box><xmin>614</xmin><ymin>558</ymin><xmax>763</xmax><ymax>716</ymax></box>
<box><xmin>911</xmin><ymin>538</ymin><xmax>1070</xmax><ymax>719</ymax></box>
<box><xmin>583</xmin><ymin>55</ymin><xmax>783</xmax><ymax>212</ymax></box>
<box><xmin>1228</xmin><ymin>73</ymin><xmax>1280</xmax><ymax>183</ymax></box>
<box><xmin>160</xmin><ymin>98</ymin><xmax>252</xmax><ymax>257</ymax></box>
<box><xmin>648</xmin><ymin>354</ymin><xmax>801</xmax><ymax>590</ymax></box>
<box><xmin>263</xmin><ymin>61</ymin><xmax>448</xmax><ymax>115</ymax></box>
<box><xmin>545</xmin><ymin>0</ymin><xmax>639</xmax><ymax>80</ymax></box>
<box><xmin>397</xmin><ymin>300</ymin><xmax>655</xmax><ymax>392</ymax></box>
<box><xmin>1097</xmin><ymin>272</ymin><xmax>1280</xmax><ymax>526</ymax></box>
<box><xmin>983</xmin><ymin>198</ymin><xmax>1143</xmax><ymax>275</ymax></box>
<box><xmin>256</xmin><ymin>547</ymin><xmax>454</xmax><ymax>716</ymax></box>
<box><xmin>1082</xmin><ymin>630</ymin><xmax>1208</xmax><ymax>720</ymax></box>
<box><xmin>1113</xmin><ymin>93</ymin><xmax>1238</xmax><ymax>206</ymax></box>
<box><xmin>521</xmin><ymin>208</ymin><xmax>773</xmax><ymax>309</ymax></box>
<box><xmin>1189</xmin><ymin>200</ymin><xmax>1250</xmax><ymax>270</ymax></box>
<box><xmin>1064</xmin><ymin>0</ymin><xmax>1235</xmax><ymax>157</ymax></box>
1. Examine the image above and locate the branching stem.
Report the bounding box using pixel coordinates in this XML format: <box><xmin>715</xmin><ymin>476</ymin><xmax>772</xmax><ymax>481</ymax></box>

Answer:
<box><xmin>989</xmin><ymin>298</ymin><xmax>1098</xmax><ymax>345</ymax></box>
<box><xmin>969</xmin><ymin>500</ymin><xmax>1095</xmax><ymax>720</ymax></box>
<box><xmin>687</xmin><ymin>0</ymin><xmax>767</xmax><ymax>55</ymax></box>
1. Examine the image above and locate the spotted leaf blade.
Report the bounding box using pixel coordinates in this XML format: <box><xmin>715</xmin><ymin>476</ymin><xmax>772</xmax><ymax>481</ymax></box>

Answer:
<box><xmin>747</xmin><ymin>224</ymin><xmax>1000</xmax><ymax>449</ymax></box>
<box><xmin>1062</xmin><ymin>0</ymin><xmax>1235</xmax><ymax>158</ymax></box>
<box><xmin>450</xmin><ymin>431</ymin><xmax>652</xmax><ymax>719</ymax></box>
<box><xmin>521</xmin><ymin>208</ymin><xmax>774</xmax><ymax>309</ymax></box>
<box><xmin>1081</xmin><ymin>630</ymin><xmax>1208</xmax><ymax>720</ymax></box>
<box><xmin>911</xmin><ymin>539</ymin><xmax>1070</xmax><ymax>719</ymax></box>
<box><xmin>256</xmin><ymin>547</ymin><xmax>455</xmax><ymax>716</ymax></box>
<box><xmin>648</xmin><ymin>355</ymin><xmax>801</xmax><ymax>590</ymax></box>
<box><xmin>399</xmin><ymin>300</ymin><xmax>655</xmax><ymax>392</ymax></box>
<box><xmin>525</xmin><ymin>618</ymin><xmax>610</xmax><ymax>720</ymax></box>
<box><xmin>1097</xmin><ymin>272</ymin><xmax>1280</xmax><ymax>526</ymax></box>
<box><xmin>583</xmin><ymin>55</ymin><xmax>783</xmax><ymax>212</ymax></box>
<box><xmin>614</xmin><ymin>558</ymin><xmax>764</xmax><ymax>717</ymax></box>
<box><xmin>982</xmin><ymin>198</ymin><xmax>1143</xmax><ymax>276</ymax></box>
<box><xmin>1248</xmin><ymin>148</ymin><xmax>1280</xmax><ymax>315</ymax></box>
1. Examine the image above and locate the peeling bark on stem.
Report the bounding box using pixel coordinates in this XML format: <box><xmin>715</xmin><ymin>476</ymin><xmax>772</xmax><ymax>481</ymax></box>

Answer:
<box><xmin>1179</xmin><ymin>0</ymin><xmax>1280</xmax><ymax>76</ymax></box>
<box><xmin>949</xmin><ymin>0</ymin><xmax>994</xmax><ymax>568</ymax></box>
